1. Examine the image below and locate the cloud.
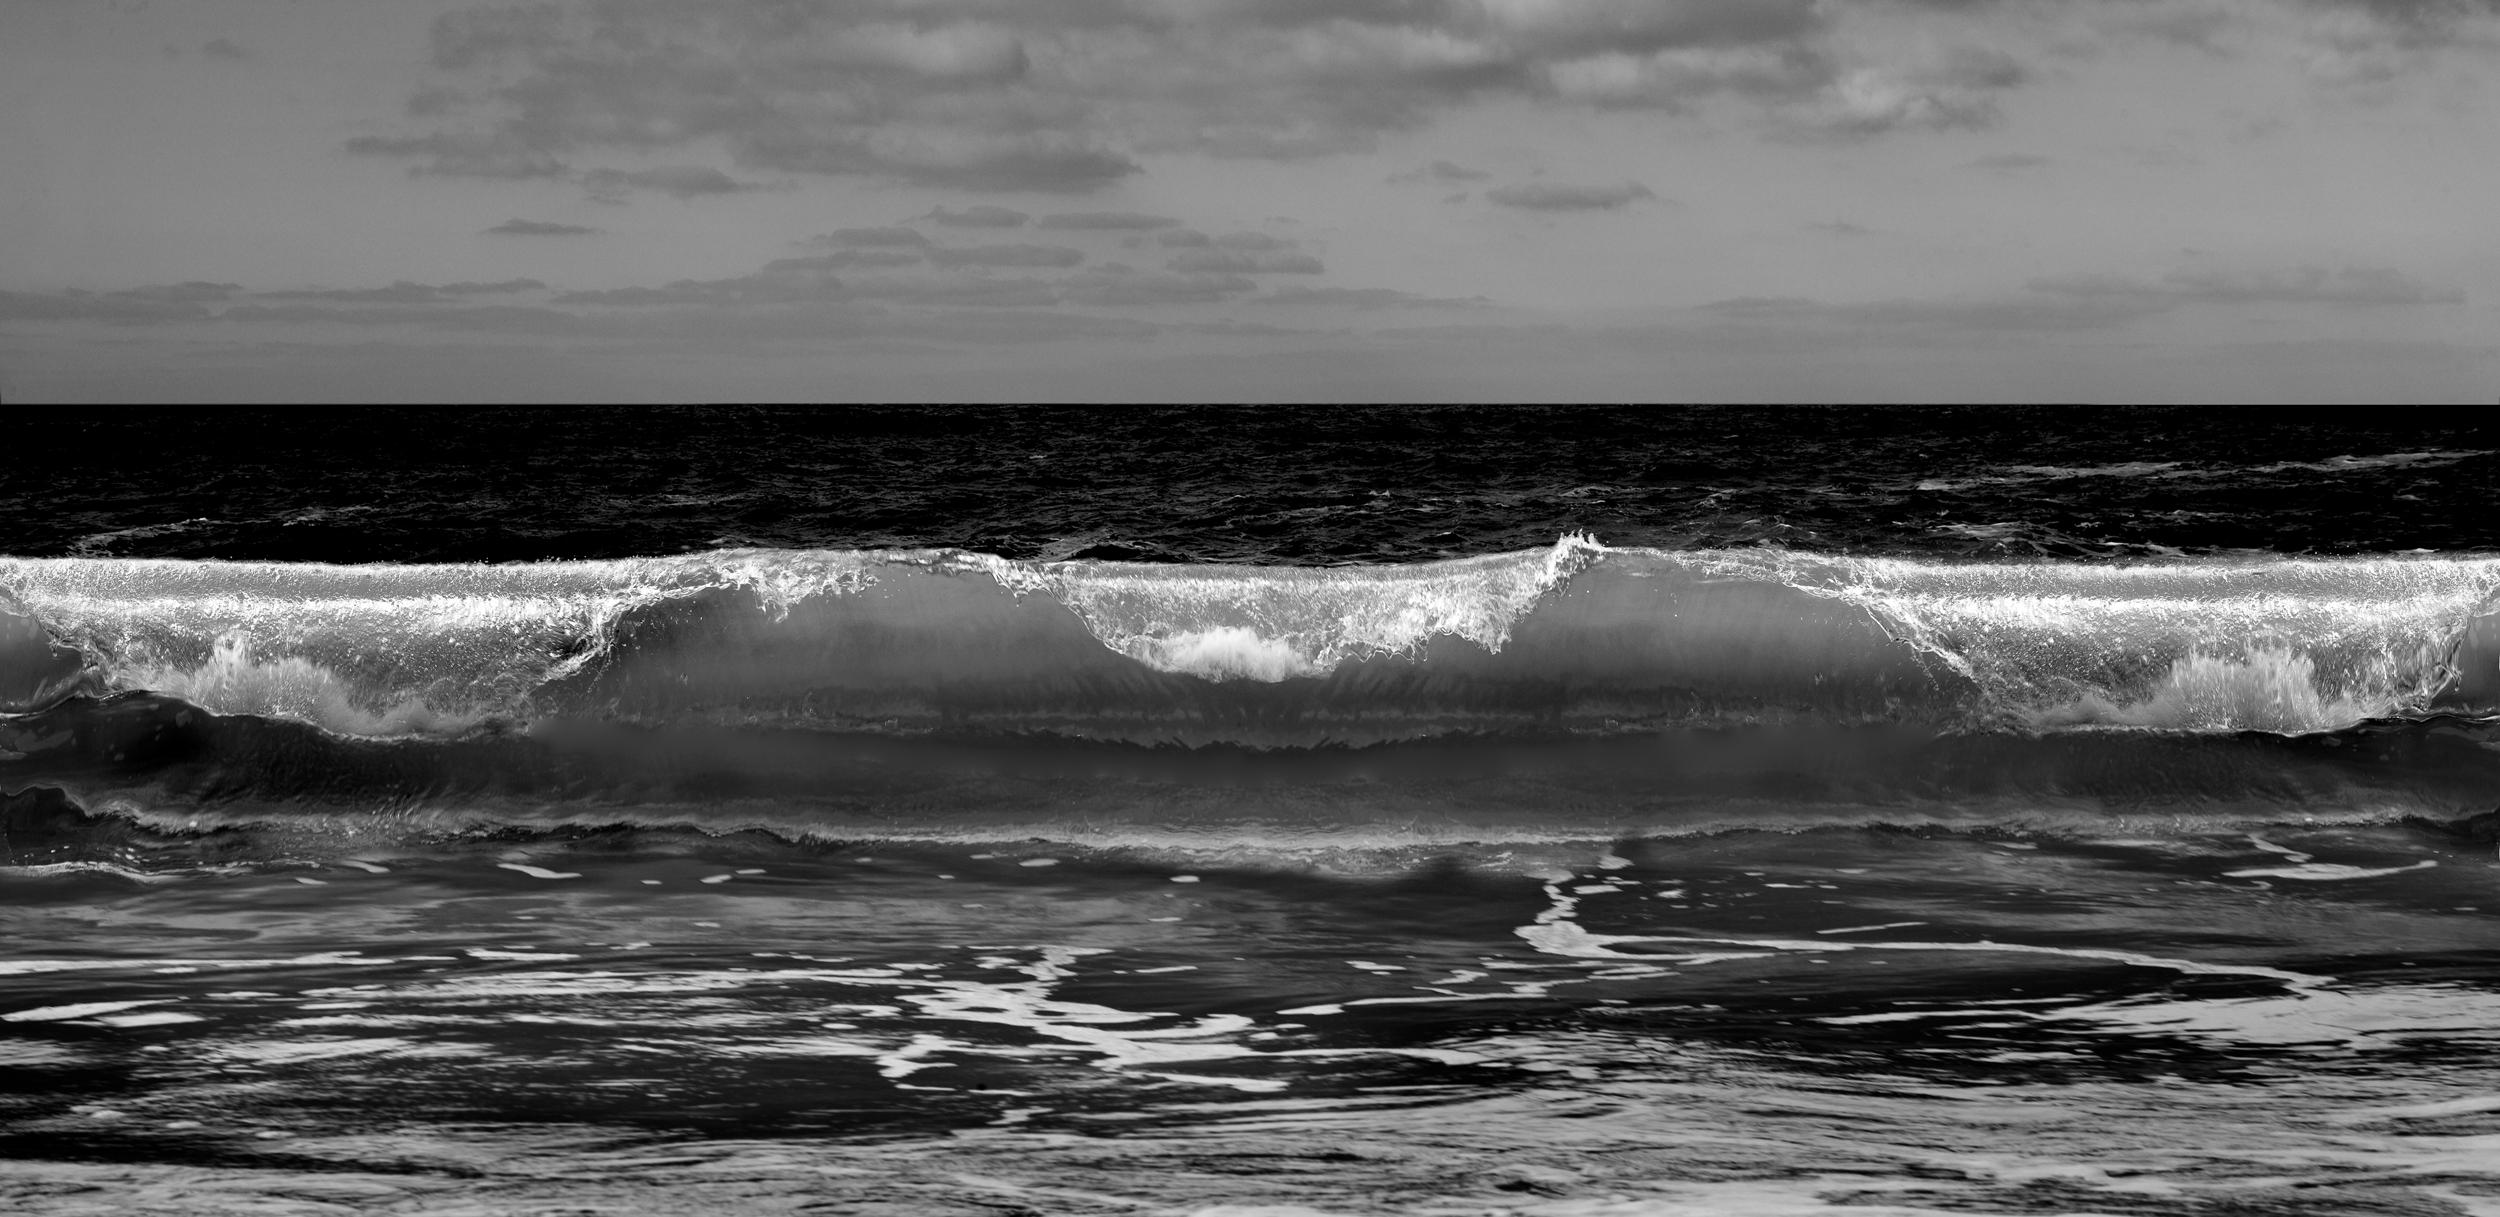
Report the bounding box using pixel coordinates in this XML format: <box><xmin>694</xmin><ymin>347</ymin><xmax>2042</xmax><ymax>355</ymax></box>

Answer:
<box><xmin>1801</xmin><ymin>47</ymin><xmax>2026</xmax><ymax>136</ymax></box>
<box><xmin>212</xmin><ymin>302</ymin><xmax>589</xmax><ymax>335</ymax></box>
<box><xmin>1058</xmin><ymin>270</ymin><xmax>1259</xmax><ymax>307</ymax></box>
<box><xmin>1036</xmin><ymin>212</ymin><xmax>1181</xmax><ymax>231</ymax></box>
<box><xmin>348</xmin><ymin>131</ymin><xmax>567</xmax><ymax>180</ymax></box>
<box><xmin>2084</xmin><ymin>1</ymin><xmax>2500</xmax><ymax>93</ymax></box>
<box><xmin>1698</xmin><ymin>261</ymin><xmax>2470</xmax><ymax>338</ymax></box>
<box><xmin>200</xmin><ymin>37</ymin><xmax>250</xmax><ymax>61</ymax></box>
<box><xmin>923</xmin><ymin>204</ymin><xmax>1030</xmax><ymax>228</ymax></box>
<box><xmin>839</xmin><ymin>275</ymin><xmax>1064</xmax><ymax>308</ymax></box>
<box><xmin>1390</xmin><ymin>159</ymin><xmax>1494</xmax><ymax>184</ymax></box>
<box><xmin>1699</xmin><ymin>292</ymin><xmax>2162</xmax><ymax>332</ymax></box>
<box><xmin>1148</xmin><ymin>228</ymin><xmax>1296</xmax><ymax>251</ymax></box>
<box><xmin>1964</xmin><ymin>152</ymin><xmax>2050</xmax><ymax>173</ymax></box>
<box><xmin>261</xmin><ymin>281</ymin><xmax>466</xmax><ymax>304</ymax></box>
<box><xmin>927</xmin><ymin>243</ymin><xmax>1087</xmax><ymax>268</ymax></box>
<box><xmin>2031</xmin><ymin>265</ymin><xmax>2466</xmax><ymax>307</ymax></box>
<box><xmin>1165</xmin><ymin>249</ymin><xmax>1325</xmax><ymax>274</ymax></box>
<box><xmin>112</xmin><ymin>281</ymin><xmax>244</xmax><ymax>303</ymax></box>
<box><xmin>1486</xmin><ymin>180</ymin><xmax>1658</xmax><ymax>211</ymax></box>
<box><xmin>485</xmin><ymin>218</ymin><xmax>600</xmax><ymax>236</ymax></box>
<box><xmin>1253</xmin><ymin>286</ymin><xmax>1493</xmax><ymax>310</ymax></box>
<box><xmin>0</xmin><ymin>290</ymin><xmax>211</xmax><ymax>324</ymax></box>
<box><xmin>737</xmin><ymin>131</ymin><xmax>1141</xmax><ymax>192</ymax></box>
<box><xmin>350</xmin><ymin>0</ymin><xmax>2056</xmax><ymax>193</ymax></box>
<box><xmin>582</xmin><ymin>165</ymin><xmax>762</xmax><ymax>201</ymax></box>
<box><xmin>438</xmin><ymin>278</ymin><xmax>548</xmax><ymax>295</ymax></box>
<box><xmin>784</xmin><ymin>248</ymin><xmax>926</xmax><ymax>269</ymax></box>
<box><xmin>247</xmin><ymin>279</ymin><xmax>553</xmax><ymax>306</ymax></box>
<box><xmin>2292</xmin><ymin>0</ymin><xmax>2500</xmax><ymax>88</ymax></box>
<box><xmin>803</xmin><ymin>227</ymin><xmax>932</xmax><ymax>249</ymax></box>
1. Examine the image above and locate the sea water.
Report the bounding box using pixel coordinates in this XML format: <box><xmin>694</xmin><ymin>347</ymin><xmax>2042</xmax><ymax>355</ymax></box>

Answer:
<box><xmin>3</xmin><ymin>407</ymin><xmax>2498</xmax><ymax>1216</ymax></box>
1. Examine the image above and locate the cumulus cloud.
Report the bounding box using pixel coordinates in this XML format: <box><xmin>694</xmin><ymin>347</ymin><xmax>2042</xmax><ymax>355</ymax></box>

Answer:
<box><xmin>1486</xmin><ymin>180</ymin><xmax>1658</xmax><ymax>211</ymax></box>
<box><xmin>2291</xmin><ymin>0</ymin><xmax>2500</xmax><ymax>88</ymax></box>
<box><xmin>350</xmin><ymin>0</ymin><xmax>2067</xmax><ymax>191</ymax></box>
<box><xmin>1801</xmin><ymin>47</ymin><xmax>2026</xmax><ymax>136</ymax></box>
<box><xmin>2088</xmin><ymin>0</ymin><xmax>2500</xmax><ymax>93</ymax></box>
<box><xmin>485</xmin><ymin>218</ymin><xmax>600</xmax><ymax>236</ymax></box>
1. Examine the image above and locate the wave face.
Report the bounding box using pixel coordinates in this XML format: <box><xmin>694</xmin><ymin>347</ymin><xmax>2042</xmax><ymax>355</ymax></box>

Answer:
<box><xmin>6</xmin><ymin>541</ymin><xmax>2497</xmax><ymax>746</ymax></box>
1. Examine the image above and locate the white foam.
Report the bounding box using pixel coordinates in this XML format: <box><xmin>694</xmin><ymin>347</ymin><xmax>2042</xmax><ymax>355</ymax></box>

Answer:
<box><xmin>1692</xmin><ymin>550</ymin><xmax>2500</xmax><ymax>732</ymax></box>
<box><xmin>2225</xmin><ymin>860</ymin><xmax>2437</xmax><ymax>881</ymax></box>
<box><xmin>999</xmin><ymin>534</ymin><xmax>1602</xmax><ymax>683</ymax></box>
<box><xmin>91</xmin><ymin>1010</ymin><xmax>204</xmax><ymax>1027</ymax></box>
<box><xmin>2042</xmin><ymin>647</ymin><xmax>2382</xmax><ymax>734</ymax></box>
<box><xmin>2329</xmin><ymin>1094</ymin><xmax>2500</xmax><ymax>1123</ymax></box>
<box><xmin>1127</xmin><ymin>626</ymin><xmax>1323</xmax><ymax>681</ymax></box>
<box><xmin>0</xmin><ymin>549</ymin><xmax>879</xmax><ymax>735</ymax></box>
<box><xmin>119</xmin><ymin>632</ymin><xmax>486</xmax><ymax>738</ymax></box>
<box><xmin>4</xmin><ymin>1000</ymin><xmax>166</xmax><ymax>1023</ymax></box>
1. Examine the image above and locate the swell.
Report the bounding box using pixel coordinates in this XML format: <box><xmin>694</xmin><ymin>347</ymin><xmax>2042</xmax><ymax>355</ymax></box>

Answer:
<box><xmin>7</xmin><ymin>696</ymin><xmax>2499</xmax><ymax>867</ymax></box>
<box><xmin>5</xmin><ymin>541</ymin><xmax>2499</xmax><ymax>747</ymax></box>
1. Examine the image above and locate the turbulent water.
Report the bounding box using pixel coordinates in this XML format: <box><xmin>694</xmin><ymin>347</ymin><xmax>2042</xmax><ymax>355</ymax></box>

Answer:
<box><xmin>4</xmin><ymin>408</ymin><xmax>2499</xmax><ymax>1217</ymax></box>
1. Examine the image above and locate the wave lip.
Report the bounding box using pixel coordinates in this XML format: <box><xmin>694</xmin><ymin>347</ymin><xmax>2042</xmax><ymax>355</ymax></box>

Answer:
<box><xmin>1705</xmin><ymin>550</ymin><xmax>2500</xmax><ymax>734</ymax></box>
<box><xmin>5</xmin><ymin>542</ymin><xmax>2498</xmax><ymax>745</ymax></box>
<box><xmin>985</xmin><ymin>534</ymin><xmax>1601</xmax><ymax>682</ymax></box>
<box><xmin>0</xmin><ymin>551</ymin><xmax>882</xmax><ymax>735</ymax></box>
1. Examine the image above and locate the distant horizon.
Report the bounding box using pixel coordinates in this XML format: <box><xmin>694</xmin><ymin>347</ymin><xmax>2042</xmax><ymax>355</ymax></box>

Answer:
<box><xmin>5</xmin><ymin>0</ymin><xmax>2496</xmax><ymax>403</ymax></box>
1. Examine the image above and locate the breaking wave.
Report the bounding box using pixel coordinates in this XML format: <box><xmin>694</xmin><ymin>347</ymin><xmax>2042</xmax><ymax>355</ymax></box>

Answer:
<box><xmin>3</xmin><ymin>540</ymin><xmax>2496</xmax><ymax>746</ymax></box>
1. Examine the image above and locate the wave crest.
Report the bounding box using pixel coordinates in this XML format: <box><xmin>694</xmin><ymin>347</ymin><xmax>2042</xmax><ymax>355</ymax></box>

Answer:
<box><xmin>121</xmin><ymin>633</ymin><xmax>485</xmax><ymax>738</ymax></box>
<box><xmin>5</xmin><ymin>541</ymin><xmax>2497</xmax><ymax>744</ymax></box>
<box><xmin>2038</xmin><ymin>647</ymin><xmax>2384</xmax><ymax>733</ymax></box>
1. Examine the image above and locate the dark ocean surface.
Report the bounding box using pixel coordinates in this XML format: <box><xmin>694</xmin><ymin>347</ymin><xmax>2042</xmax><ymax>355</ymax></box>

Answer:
<box><xmin>4</xmin><ymin>407</ymin><xmax>2498</xmax><ymax>1216</ymax></box>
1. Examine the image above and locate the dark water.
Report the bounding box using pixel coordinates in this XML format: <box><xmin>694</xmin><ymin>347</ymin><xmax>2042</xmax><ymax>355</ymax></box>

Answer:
<box><xmin>5</xmin><ymin>407</ymin><xmax>2499</xmax><ymax>1216</ymax></box>
<box><xmin>18</xmin><ymin>406</ymin><xmax>2500</xmax><ymax>563</ymax></box>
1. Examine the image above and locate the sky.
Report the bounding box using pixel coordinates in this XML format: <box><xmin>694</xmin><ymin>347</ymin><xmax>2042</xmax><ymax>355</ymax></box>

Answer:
<box><xmin>3</xmin><ymin>0</ymin><xmax>2496</xmax><ymax>402</ymax></box>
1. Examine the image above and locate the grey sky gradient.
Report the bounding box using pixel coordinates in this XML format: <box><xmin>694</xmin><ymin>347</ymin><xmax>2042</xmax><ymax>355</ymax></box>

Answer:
<box><xmin>3</xmin><ymin>0</ymin><xmax>2496</xmax><ymax>402</ymax></box>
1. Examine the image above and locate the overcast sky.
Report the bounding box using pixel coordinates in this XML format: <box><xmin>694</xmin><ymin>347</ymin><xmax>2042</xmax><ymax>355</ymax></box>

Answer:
<box><xmin>5</xmin><ymin>0</ymin><xmax>2496</xmax><ymax>402</ymax></box>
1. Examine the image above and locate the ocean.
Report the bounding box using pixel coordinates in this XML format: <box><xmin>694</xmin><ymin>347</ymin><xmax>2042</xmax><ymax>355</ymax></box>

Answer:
<box><xmin>4</xmin><ymin>406</ymin><xmax>2498</xmax><ymax>1216</ymax></box>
